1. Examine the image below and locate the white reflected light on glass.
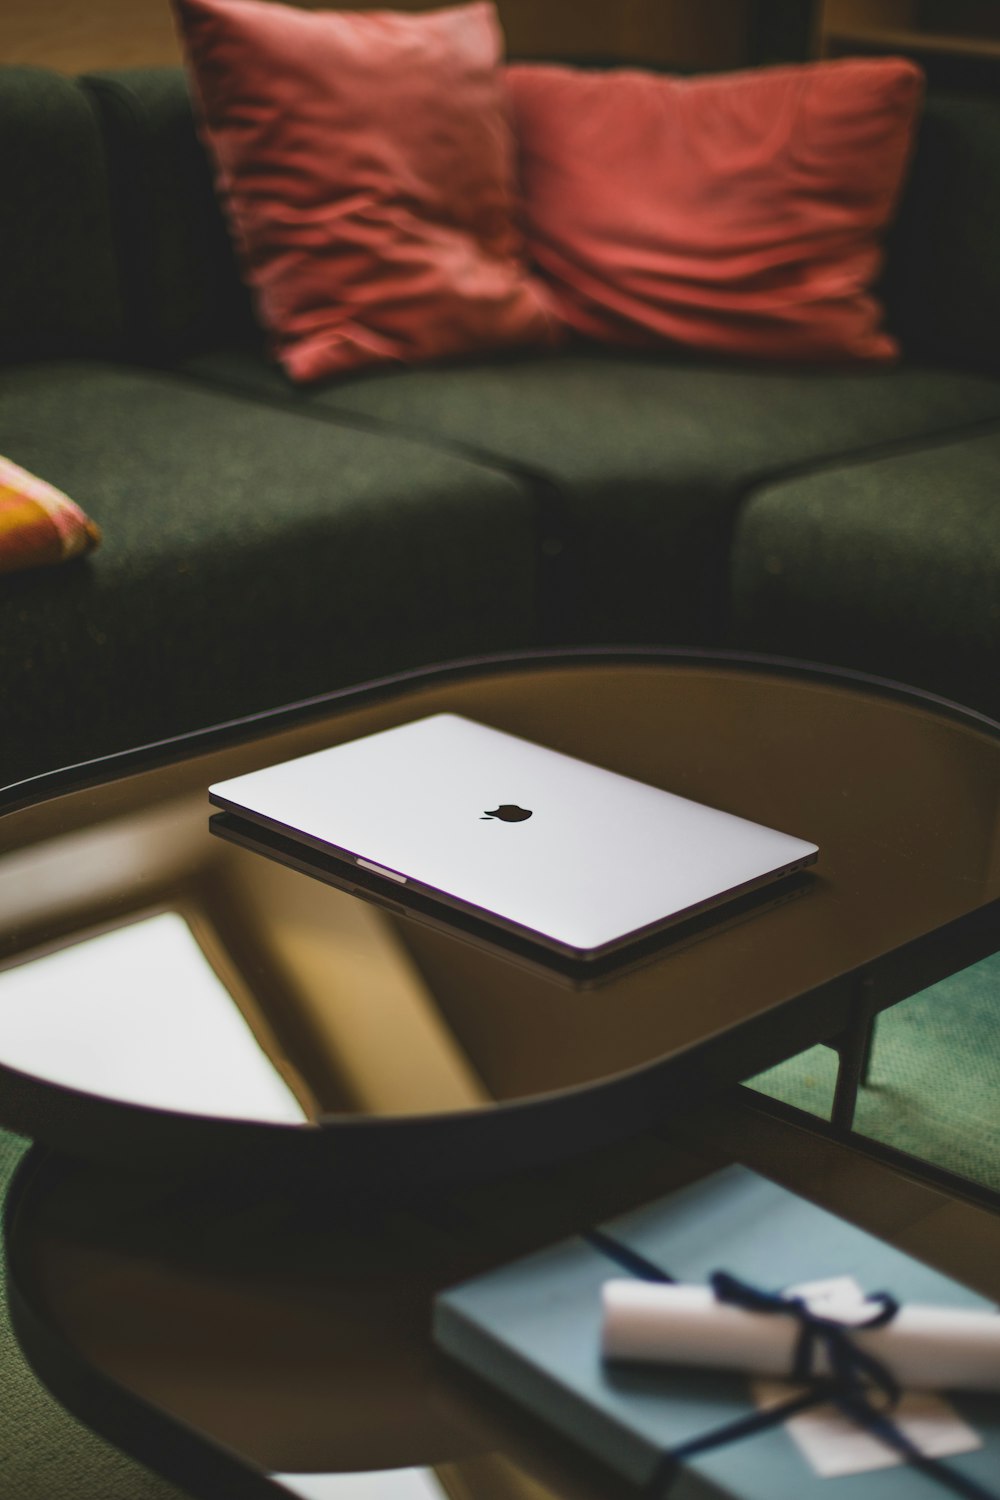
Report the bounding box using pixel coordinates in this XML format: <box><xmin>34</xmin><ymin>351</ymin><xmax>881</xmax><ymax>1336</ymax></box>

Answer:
<box><xmin>0</xmin><ymin>912</ymin><xmax>306</xmax><ymax>1122</ymax></box>
<box><xmin>272</xmin><ymin>1469</ymin><xmax>446</xmax><ymax>1500</ymax></box>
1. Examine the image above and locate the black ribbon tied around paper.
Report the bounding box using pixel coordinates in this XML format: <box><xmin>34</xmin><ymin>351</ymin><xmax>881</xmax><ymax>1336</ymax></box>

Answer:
<box><xmin>586</xmin><ymin>1230</ymin><xmax>997</xmax><ymax>1500</ymax></box>
<box><xmin>711</xmin><ymin>1268</ymin><xmax>902</xmax><ymax>1415</ymax></box>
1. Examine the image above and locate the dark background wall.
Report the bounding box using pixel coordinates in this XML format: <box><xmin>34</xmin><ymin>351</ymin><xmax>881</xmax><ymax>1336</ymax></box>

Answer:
<box><xmin>1</xmin><ymin>3</ymin><xmax>997</xmax><ymax>102</ymax></box>
<box><xmin>0</xmin><ymin>0</ymin><xmax>756</xmax><ymax>73</ymax></box>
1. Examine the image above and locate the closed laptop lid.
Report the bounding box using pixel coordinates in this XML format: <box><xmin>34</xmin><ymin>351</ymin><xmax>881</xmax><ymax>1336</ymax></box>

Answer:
<box><xmin>209</xmin><ymin>714</ymin><xmax>817</xmax><ymax>956</ymax></box>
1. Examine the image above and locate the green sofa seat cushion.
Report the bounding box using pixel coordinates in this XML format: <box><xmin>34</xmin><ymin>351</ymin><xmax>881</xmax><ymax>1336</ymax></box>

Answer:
<box><xmin>0</xmin><ymin>363</ymin><xmax>538</xmax><ymax>788</ymax></box>
<box><xmin>728</xmin><ymin>426</ymin><xmax>1000</xmax><ymax>719</ymax></box>
<box><xmin>178</xmin><ymin>348</ymin><xmax>1000</xmax><ymax>649</ymax></box>
<box><xmin>0</xmin><ymin>70</ymin><xmax>123</xmax><ymax>360</ymax></box>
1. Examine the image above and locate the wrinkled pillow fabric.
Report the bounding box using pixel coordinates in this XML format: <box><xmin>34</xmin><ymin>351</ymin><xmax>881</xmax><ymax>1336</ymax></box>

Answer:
<box><xmin>0</xmin><ymin>456</ymin><xmax>101</xmax><ymax>575</ymax></box>
<box><xmin>506</xmin><ymin>57</ymin><xmax>924</xmax><ymax>362</ymax></box>
<box><xmin>172</xmin><ymin>0</ymin><xmax>560</xmax><ymax>382</ymax></box>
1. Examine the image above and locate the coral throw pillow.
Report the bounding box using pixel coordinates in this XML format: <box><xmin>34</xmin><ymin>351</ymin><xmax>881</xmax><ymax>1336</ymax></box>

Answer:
<box><xmin>506</xmin><ymin>58</ymin><xmax>924</xmax><ymax>362</ymax></box>
<box><xmin>0</xmin><ymin>457</ymin><xmax>101</xmax><ymax>575</ymax></box>
<box><xmin>172</xmin><ymin>0</ymin><xmax>560</xmax><ymax>381</ymax></box>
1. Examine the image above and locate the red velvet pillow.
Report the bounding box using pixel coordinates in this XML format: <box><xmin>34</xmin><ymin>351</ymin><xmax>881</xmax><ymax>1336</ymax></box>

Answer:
<box><xmin>505</xmin><ymin>58</ymin><xmax>923</xmax><ymax>362</ymax></box>
<box><xmin>172</xmin><ymin>0</ymin><xmax>560</xmax><ymax>381</ymax></box>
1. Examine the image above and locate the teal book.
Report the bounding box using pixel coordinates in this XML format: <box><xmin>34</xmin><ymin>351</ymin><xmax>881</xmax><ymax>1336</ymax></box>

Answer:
<box><xmin>433</xmin><ymin>1166</ymin><xmax>1000</xmax><ymax>1498</ymax></box>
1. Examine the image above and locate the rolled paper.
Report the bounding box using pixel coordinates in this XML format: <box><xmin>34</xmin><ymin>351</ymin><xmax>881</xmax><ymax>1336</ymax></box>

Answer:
<box><xmin>601</xmin><ymin>1282</ymin><xmax>1000</xmax><ymax>1394</ymax></box>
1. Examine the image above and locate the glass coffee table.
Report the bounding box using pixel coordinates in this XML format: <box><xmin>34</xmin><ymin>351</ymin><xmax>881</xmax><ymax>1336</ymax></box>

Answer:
<box><xmin>1</xmin><ymin>648</ymin><xmax>998</xmax><ymax>1179</ymax></box>
<box><xmin>2</xmin><ymin>647</ymin><xmax>1000</xmax><ymax>1498</ymax></box>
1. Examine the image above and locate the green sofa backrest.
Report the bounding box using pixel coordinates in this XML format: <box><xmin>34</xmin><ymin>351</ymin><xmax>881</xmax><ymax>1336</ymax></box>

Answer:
<box><xmin>881</xmin><ymin>91</ymin><xmax>1000</xmax><ymax>376</ymax></box>
<box><xmin>80</xmin><ymin>69</ymin><xmax>259</xmax><ymax>360</ymax></box>
<box><xmin>0</xmin><ymin>68</ymin><xmax>124</xmax><ymax>360</ymax></box>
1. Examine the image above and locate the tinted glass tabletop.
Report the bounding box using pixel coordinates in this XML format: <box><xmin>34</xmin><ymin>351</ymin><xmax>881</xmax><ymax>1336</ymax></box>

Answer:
<box><xmin>1</xmin><ymin>651</ymin><xmax>998</xmax><ymax>1180</ymax></box>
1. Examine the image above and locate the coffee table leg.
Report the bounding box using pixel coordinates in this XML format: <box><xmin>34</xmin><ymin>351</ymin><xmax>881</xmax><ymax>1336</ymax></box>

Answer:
<box><xmin>860</xmin><ymin>1014</ymin><xmax>878</xmax><ymax>1086</ymax></box>
<box><xmin>830</xmin><ymin>978</ymin><xmax>877</xmax><ymax>1130</ymax></box>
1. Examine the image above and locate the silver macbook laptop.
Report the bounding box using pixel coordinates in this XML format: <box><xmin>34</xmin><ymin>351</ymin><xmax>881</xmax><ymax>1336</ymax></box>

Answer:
<box><xmin>209</xmin><ymin>714</ymin><xmax>817</xmax><ymax>962</ymax></box>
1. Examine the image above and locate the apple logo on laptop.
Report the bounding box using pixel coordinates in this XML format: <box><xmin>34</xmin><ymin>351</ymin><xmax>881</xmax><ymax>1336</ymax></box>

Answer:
<box><xmin>481</xmin><ymin>804</ymin><xmax>533</xmax><ymax>822</ymax></box>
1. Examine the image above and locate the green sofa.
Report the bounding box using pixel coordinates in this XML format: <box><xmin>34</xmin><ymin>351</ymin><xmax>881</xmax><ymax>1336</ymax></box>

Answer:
<box><xmin>2</xmin><ymin>66</ymin><xmax>1000</xmax><ymax>793</ymax></box>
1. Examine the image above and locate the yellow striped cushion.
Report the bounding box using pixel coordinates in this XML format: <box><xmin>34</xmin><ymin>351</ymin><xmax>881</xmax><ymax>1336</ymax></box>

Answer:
<box><xmin>0</xmin><ymin>457</ymin><xmax>101</xmax><ymax>575</ymax></box>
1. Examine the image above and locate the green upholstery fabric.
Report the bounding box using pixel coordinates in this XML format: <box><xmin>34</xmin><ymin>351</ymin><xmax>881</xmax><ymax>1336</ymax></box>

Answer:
<box><xmin>728</xmin><ymin>426</ymin><xmax>1000</xmax><ymax>719</ymax></box>
<box><xmin>0</xmin><ymin>364</ymin><xmax>538</xmax><ymax>788</ymax></box>
<box><xmin>0</xmin><ymin>70</ymin><xmax>123</xmax><ymax>360</ymax></box>
<box><xmin>881</xmin><ymin>93</ymin><xmax>1000</xmax><ymax>376</ymax></box>
<box><xmin>179</xmin><ymin>347</ymin><xmax>1000</xmax><ymax>651</ymax></box>
<box><xmin>80</xmin><ymin>70</ymin><xmax>258</xmax><ymax>358</ymax></box>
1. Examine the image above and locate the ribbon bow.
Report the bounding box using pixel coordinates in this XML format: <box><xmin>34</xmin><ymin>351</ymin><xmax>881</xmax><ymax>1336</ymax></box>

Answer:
<box><xmin>587</xmin><ymin>1229</ymin><xmax>997</xmax><ymax>1498</ymax></box>
<box><xmin>708</xmin><ymin>1270</ymin><xmax>993</xmax><ymax>1500</ymax></box>
<box><xmin>710</xmin><ymin>1269</ymin><xmax>901</xmax><ymax>1411</ymax></box>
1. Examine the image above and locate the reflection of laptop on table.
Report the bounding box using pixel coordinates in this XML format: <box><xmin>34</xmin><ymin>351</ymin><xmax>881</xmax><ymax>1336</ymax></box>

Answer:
<box><xmin>209</xmin><ymin>713</ymin><xmax>817</xmax><ymax>968</ymax></box>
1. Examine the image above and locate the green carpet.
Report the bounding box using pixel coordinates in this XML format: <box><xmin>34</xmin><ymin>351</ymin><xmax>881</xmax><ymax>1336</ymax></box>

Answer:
<box><xmin>750</xmin><ymin>950</ymin><xmax>1000</xmax><ymax>1194</ymax></box>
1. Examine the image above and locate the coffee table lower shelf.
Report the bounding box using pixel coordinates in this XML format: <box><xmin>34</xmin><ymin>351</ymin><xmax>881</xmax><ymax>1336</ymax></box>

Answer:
<box><xmin>6</xmin><ymin>1092</ymin><xmax>999</xmax><ymax>1500</ymax></box>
